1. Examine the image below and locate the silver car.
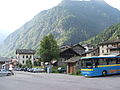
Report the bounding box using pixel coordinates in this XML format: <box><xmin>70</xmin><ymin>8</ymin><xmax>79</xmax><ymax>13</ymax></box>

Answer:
<box><xmin>0</xmin><ymin>69</ymin><xmax>12</xmax><ymax>76</ymax></box>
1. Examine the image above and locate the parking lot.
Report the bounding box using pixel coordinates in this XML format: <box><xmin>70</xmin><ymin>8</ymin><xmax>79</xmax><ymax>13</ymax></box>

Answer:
<box><xmin>0</xmin><ymin>71</ymin><xmax>120</xmax><ymax>90</ymax></box>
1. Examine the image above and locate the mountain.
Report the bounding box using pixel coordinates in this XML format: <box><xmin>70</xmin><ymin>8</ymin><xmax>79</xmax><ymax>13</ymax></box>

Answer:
<box><xmin>1</xmin><ymin>0</ymin><xmax>120</xmax><ymax>57</ymax></box>
<box><xmin>81</xmin><ymin>23</ymin><xmax>120</xmax><ymax>46</ymax></box>
<box><xmin>0</xmin><ymin>31</ymin><xmax>10</xmax><ymax>44</ymax></box>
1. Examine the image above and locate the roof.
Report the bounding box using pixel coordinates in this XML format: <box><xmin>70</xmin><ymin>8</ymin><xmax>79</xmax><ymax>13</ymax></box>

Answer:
<box><xmin>16</xmin><ymin>49</ymin><xmax>36</xmax><ymax>54</ymax></box>
<box><xmin>65</xmin><ymin>57</ymin><xmax>80</xmax><ymax>63</ymax></box>
<box><xmin>99</xmin><ymin>39</ymin><xmax>120</xmax><ymax>45</ymax></box>
<box><xmin>71</xmin><ymin>44</ymin><xmax>86</xmax><ymax>50</ymax></box>
<box><xmin>0</xmin><ymin>57</ymin><xmax>11</xmax><ymax>62</ymax></box>
<box><xmin>60</xmin><ymin>48</ymin><xmax>81</xmax><ymax>56</ymax></box>
<box><xmin>81</xmin><ymin>55</ymin><xmax>120</xmax><ymax>59</ymax></box>
<box><xmin>60</xmin><ymin>44</ymin><xmax>85</xmax><ymax>55</ymax></box>
<box><xmin>109</xmin><ymin>47</ymin><xmax>120</xmax><ymax>50</ymax></box>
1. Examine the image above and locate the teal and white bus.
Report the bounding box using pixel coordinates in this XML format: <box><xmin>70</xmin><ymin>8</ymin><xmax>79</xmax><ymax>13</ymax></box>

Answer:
<box><xmin>81</xmin><ymin>55</ymin><xmax>120</xmax><ymax>77</ymax></box>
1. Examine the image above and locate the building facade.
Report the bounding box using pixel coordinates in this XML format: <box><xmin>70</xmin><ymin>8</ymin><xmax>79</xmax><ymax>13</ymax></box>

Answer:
<box><xmin>0</xmin><ymin>57</ymin><xmax>11</xmax><ymax>69</ymax></box>
<box><xmin>99</xmin><ymin>39</ymin><xmax>120</xmax><ymax>55</ymax></box>
<box><xmin>59</xmin><ymin>44</ymin><xmax>86</xmax><ymax>66</ymax></box>
<box><xmin>16</xmin><ymin>49</ymin><xmax>36</xmax><ymax>65</ymax></box>
<box><xmin>83</xmin><ymin>47</ymin><xmax>99</xmax><ymax>57</ymax></box>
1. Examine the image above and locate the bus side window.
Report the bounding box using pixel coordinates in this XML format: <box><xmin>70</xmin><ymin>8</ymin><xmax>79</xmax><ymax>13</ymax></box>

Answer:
<box><xmin>106</xmin><ymin>59</ymin><xmax>109</xmax><ymax>65</ymax></box>
<box><xmin>109</xmin><ymin>58</ymin><xmax>116</xmax><ymax>64</ymax></box>
<box><xmin>117</xmin><ymin>58</ymin><xmax>120</xmax><ymax>64</ymax></box>
<box><xmin>99</xmin><ymin>58</ymin><xmax>107</xmax><ymax>65</ymax></box>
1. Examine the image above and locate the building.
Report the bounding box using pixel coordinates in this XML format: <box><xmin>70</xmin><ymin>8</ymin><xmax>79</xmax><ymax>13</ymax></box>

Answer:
<box><xmin>83</xmin><ymin>47</ymin><xmax>99</xmax><ymax>57</ymax></box>
<box><xmin>16</xmin><ymin>49</ymin><xmax>36</xmax><ymax>65</ymax></box>
<box><xmin>0</xmin><ymin>57</ymin><xmax>11</xmax><ymax>69</ymax></box>
<box><xmin>65</xmin><ymin>57</ymin><xmax>80</xmax><ymax>74</ymax></box>
<box><xmin>82</xmin><ymin>44</ymin><xmax>95</xmax><ymax>52</ymax></box>
<box><xmin>99</xmin><ymin>39</ymin><xmax>120</xmax><ymax>55</ymax></box>
<box><xmin>59</xmin><ymin>44</ymin><xmax>86</xmax><ymax>66</ymax></box>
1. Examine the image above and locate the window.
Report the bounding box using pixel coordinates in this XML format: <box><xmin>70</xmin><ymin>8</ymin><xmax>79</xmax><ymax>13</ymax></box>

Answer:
<box><xmin>107</xmin><ymin>50</ymin><xmax>109</xmax><ymax>53</ymax></box>
<box><xmin>102</xmin><ymin>50</ymin><xmax>104</xmax><ymax>53</ymax></box>
<box><xmin>30</xmin><ymin>56</ymin><xmax>32</xmax><ymax>59</ymax></box>
<box><xmin>99</xmin><ymin>59</ymin><xmax>107</xmax><ymax>65</ymax></box>
<box><xmin>116</xmin><ymin>58</ymin><xmax>120</xmax><ymax>64</ymax></box>
<box><xmin>23</xmin><ymin>60</ymin><xmax>24</xmax><ymax>64</ymax></box>
<box><xmin>108</xmin><ymin>58</ymin><xmax>117</xmax><ymax>64</ymax></box>
<box><xmin>26</xmin><ymin>56</ymin><xmax>28</xmax><ymax>58</ymax></box>
<box><xmin>23</xmin><ymin>55</ymin><xmax>24</xmax><ymax>58</ymax></box>
<box><xmin>81</xmin><ymin>59</ymin><xmax>93</xmax><ymax>68</ymax></box>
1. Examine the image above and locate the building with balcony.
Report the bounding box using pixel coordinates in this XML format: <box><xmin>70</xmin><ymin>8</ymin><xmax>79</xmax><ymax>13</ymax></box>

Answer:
<box><xmin>99</xmin><ymin>39</ymin><xmax>120</xmax><ymax>55</ymax></box>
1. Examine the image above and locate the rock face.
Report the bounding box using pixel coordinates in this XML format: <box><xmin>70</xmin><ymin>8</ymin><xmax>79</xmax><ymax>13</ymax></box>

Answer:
<box><xmin>1</xmin><ymin>0</ymin><xmax>120</xmax><ymax>56</ymax></box>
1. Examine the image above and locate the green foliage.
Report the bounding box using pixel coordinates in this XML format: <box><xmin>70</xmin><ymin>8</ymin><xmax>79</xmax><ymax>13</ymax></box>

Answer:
<box><xmin>1</xmin><ymin>0</ymin><xmax>120</xmax><ymax>56</ymax></box>
<box><xmin>81</xmin><ymin>23</ymin><xmax>120</xmax><ymax>45</ymax></box>
<box><xmin>34</xmin><ymin>61</ymin><xmax>41</xmax><ymax>66</ymax></box>
<box><xmin>18</xmin><ymin>63</ymin><xmax>22</xmax><ymax>68</ymax></box>
<box><xmin>52</xmin><ymin>66</ymin><xmax>59</xmax><ymax>73</ymax></box>
<box><xmin>26</xmin><ymin>59</ymin><xmax>33</xmax><ymax>68</ymax></box>
<box><xmin>37</xmin><ymin>34</ymin><xmax>59</xmax><ymax>63</ymax></box>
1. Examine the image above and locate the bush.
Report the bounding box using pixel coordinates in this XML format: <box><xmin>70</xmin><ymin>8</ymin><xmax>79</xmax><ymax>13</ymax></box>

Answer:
<box><xmin>76</xmin><ymin>70</ymin><xmax>81</xmax><ymax>75</ymax></box>
<box><xmin>52</xmin><ymin>67</ymin><xmax>59</xmax><ymax>73</ymax></box>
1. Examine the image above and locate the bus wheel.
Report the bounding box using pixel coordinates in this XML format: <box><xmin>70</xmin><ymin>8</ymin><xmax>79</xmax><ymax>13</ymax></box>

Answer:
<box><xmin>102</xmin><ymin>71</ymin><xmax>107</xmax><ymax>76</ymax></box>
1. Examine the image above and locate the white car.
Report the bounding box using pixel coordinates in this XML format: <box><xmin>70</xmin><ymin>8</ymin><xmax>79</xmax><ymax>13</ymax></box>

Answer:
<box><xmin>0</xmin><ymin>69</ymin><xmax>12</xmax><ymax>76</ymax></box>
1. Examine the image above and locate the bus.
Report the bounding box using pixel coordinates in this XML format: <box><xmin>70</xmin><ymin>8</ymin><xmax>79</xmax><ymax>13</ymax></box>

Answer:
<box><xmin>80</xmin><ymin>55</ymin><xmax>120</xmax><ymax>77</ymax></box>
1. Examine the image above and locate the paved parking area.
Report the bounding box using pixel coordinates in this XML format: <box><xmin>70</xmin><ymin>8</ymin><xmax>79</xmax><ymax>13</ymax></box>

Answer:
<box><xmin>0</xmin><ymin>71</ymin><xmax>120</xmax><ymax>90</ymax></box>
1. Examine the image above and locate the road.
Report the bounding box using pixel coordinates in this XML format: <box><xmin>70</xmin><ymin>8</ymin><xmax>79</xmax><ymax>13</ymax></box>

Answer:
<box><xmin>0</xmin><ymin>71</ymin><xmax>120</xmax><ymax>90</ymax></box>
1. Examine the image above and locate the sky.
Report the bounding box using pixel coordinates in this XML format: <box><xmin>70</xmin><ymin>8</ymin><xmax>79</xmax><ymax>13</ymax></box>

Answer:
<box><xmin>0</xmin><ymin>0</ymin><xmax>120</xmax><ymax>33</ymax></box>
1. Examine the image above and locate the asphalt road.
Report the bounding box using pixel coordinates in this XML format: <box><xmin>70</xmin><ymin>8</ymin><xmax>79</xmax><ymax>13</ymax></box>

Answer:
<box><xmin>0</xmin><ymin>71</ymin><xmax>120</xmax><ymax>90</ymax></box>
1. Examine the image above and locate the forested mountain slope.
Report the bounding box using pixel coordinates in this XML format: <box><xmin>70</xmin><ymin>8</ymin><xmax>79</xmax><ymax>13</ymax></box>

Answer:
<box><xmin>1</xmin><ymin>0</ymin><xmax>120</xmax><ymax>56</ymax></box>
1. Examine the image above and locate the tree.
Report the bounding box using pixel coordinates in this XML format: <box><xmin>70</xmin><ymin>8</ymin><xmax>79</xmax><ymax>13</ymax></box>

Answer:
<box><xmin>37</xmin><ymin>34</ymin><xmax>59</xmax><ymax>64</ymax></box>
<box><xmin>26</xmin><ymin>59</ymin><xmax>33</xmax><ymax>68</ymax></box>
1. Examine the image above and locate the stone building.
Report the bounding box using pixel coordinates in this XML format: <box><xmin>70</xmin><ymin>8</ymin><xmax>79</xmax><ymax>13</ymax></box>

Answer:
<box><xmin>99</xmin><ymin>39</ymin><xmax>120</xmax><ymax>55</ymax></box>
<box><xmin>16</xmin><ymin>49</ymin><xmax>36</xmax><ymax>65</ymax></box>
<box><xmin>65</xmin><ymin>57</ymin><xmax>80</xmax><ymax>74</ymax></box>
<box><xmin>59</xmin><ymin>44</ymin><xmax>86</xmax><ymax>66</ymax></box>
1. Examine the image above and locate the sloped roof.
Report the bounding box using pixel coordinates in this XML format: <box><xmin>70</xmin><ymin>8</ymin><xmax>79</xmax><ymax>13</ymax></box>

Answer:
<box><xmin>72</xmin><ymin>44</ymin><xmax>86</xmax><ymax>50</ymax></box>
<box><xmin>0</xmin><ymin>57</ymin><xmax>11</xmax><ymax>62</ymax></box>
<box><xmin>99</xmin><ymin>39</ymin><xmax>120</xmax><ymax>45</ymax></box>
<box><xmin>16</xmin><ymin>49</ymin><xmax>36</xmax><ymax>54</ymax></box>
<box><xmin>65</xmin><ymin>57</ymin><xmax>80</xmax><ymax>63</ymax></box>
<box><xmin>60</xmin><ymin>44</ymin><xmax>85</xmax><ymax>55</ymax></box>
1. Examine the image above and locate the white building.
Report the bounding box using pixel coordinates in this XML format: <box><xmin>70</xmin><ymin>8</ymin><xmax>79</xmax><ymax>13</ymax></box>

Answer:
<box><xmin>16</xmin><ymin>49</ymin><xmax>36</xmax><ymax>65</ymax></box>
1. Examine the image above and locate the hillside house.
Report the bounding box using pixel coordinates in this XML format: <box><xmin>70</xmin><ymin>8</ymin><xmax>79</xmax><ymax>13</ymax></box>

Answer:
<box><xmin>99</xmin><ymin>39</ymin><xmax>120</xmax><ymax>55</ymax></box>
<box><xmin>16</xmin><ymin>49</ymin><xmax>36</xmax><ymax>65</ymax></box>
<box><xmin>59</xmin><ymin>44</ymin><xmax>85</xmax><ymax>66</ymax></box>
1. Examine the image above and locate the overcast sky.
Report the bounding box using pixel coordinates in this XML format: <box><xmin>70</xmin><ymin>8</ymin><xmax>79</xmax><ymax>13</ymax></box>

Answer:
<box><xmin>0</xmin><ymin>0</ymin><xmax>120</xmax><ymax>33</ymax></box>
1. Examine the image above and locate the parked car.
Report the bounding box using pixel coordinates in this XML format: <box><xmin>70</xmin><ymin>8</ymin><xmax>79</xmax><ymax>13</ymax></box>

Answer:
<box><xmin>58</xmin><ymin>67</ymin><xmax>66</xmax><ymax>73</ymax></box>
<box><xmin>27</xmin><ymin>68</ymin><xmax>34</xmax><ymax>72</ymax></box>
<box><xmin>32</xmin><ymin>68</ymin><xmax>40</xmax><ymax>73</ymax></box>
<box><xmin>0</xmin><ymin>69</ymin><xmax>12</xmax><ymax>76</ymax></box>
<box><xmin>39</xmin><ymin>68</ymin><xmax>45</xmax><ymax>72</ymax></box>
<box><xmin>23</xmin><ymin>68</ymin><xmax>28</xmax><ymax>72</ymax></box>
